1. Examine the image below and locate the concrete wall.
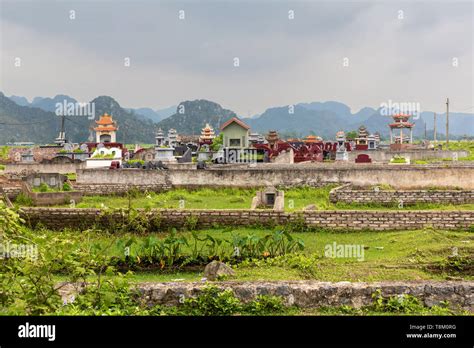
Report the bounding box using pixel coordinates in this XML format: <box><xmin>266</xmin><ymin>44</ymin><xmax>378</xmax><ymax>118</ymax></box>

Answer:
<box><xmin>73</xmin><ymin>183</ymin><xmax>171</xmax><ymax>195</ymax></box>
<box><xmin>21</xmin><ymin>208</ymin><xmax>474</xmax><ymax>231</ymax></box>
<box><xmin>330</xmin><ymin>185</ymin><xmax>474</xmax><ymax>205</ymax></box>
<box><xmin>77</xmin><ymin>164</ymin><xmax>474</xmax><ymax>189</ymax></box>
<box><xmin>347</xmin><ymin>150</ymin><xmax>468</xmax><ymax>162</ymax></box>
<box><xmin>5</xmin><ymin>162</ymin><xmax>86</xmax><ymax>174</ymax></box>
<box><xmin>28</xmin><ymin>191</ymin><xmax>83</xmax><ymax>206</ymax></box>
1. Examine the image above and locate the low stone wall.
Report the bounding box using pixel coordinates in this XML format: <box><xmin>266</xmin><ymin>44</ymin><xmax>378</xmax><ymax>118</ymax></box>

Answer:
<box><xmin>73</xmin><ymin>183</ymin><xmax>171</xmax><ymax>195</ymax></box>
<box><xmin>77</xmin><ymin>163</ymin><xmax>474</xmax><ymax>189</ymax></box>
<box><xmin>5</xmin><ymin>162</ymin><xmax>86</xmax><ymax>174</ymax></box>
<box><xmin>3</xmin><ymin>186</ymin><xmax>22</xmax><ymax>199</ymax></box>
<box><xmin>347</xmin><ymin>149</ymin><xmax>468</xmax><ymax>162</ymax></box>
<box><xmin>28</xmin><ymin>191</ymin><xmax>83</xmax><ymax>206</ymax></box>
<box><xmin>330</xmin><ymin>185</ymin><xmax>474</xmax><ymax>205</ymax></box>
<box><xmin>0</xmin><ymin>176</ymin><xmax>23</xmax><ymax>199</ymax></box>
<box><xmin>137</xmin><ymin>281</ymin><xmax>474</xmax><ymax>311</ymax></box>
<box><xmin>20</xmin><ymin>208</ymin><xmax>474</xmax><ymax>231</ymax></box>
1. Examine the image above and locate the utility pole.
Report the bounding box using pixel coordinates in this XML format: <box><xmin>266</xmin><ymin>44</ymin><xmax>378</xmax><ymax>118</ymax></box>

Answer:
<box><xmin>446</xmin><ymin>98</ymin><xmax>449</xmax><ymax>147</ymax></box>
<box><xmin>424</xmin><ymin>122</ymin><xmax>427</xmax><ymax>140</ymax></box>
<box><xmin>433</xmin><ymin>112</ymin><xmax>437</xmax><ymax>143</ymax></box>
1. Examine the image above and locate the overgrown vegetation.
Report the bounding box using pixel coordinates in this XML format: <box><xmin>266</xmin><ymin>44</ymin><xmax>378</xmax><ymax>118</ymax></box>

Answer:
<box><xmin>390</xmin><ymin>155</ymin><xmax>407</xmax><ymax>164</ymax></box>
<box><xmin>31</xmin><ymin>182</ymin><xmax>74</xmax><ymax>193</ymax></box>
<box><xmin>14</xmin><ymin>192</ymin><xmax>34</xmax><ymax>206</ymax></box>
<box><xmin>39</xmin><ymin>185</ymin><xmax>474</xmax><ymax>211</ymax></box>
<box><xmin>108</xmin><ymin>227</ymin><xmax>305</xmax><ymax>270</ymax></box>
<box><xmin>0</xmin><ymin>146</ymin><xmax>9</xmax><ymax>160</ymax></box>
<box><xmin>1</xmin><ymin>201</ymin><xmax>472</xmax><ymax>316</ymax></box>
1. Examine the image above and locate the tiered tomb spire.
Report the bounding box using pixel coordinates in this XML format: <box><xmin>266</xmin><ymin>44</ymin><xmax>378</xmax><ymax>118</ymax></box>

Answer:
<box><xmin>389</xmin><ymin>114</ymin><xmax>414</xmax><ymax>144</ymax></box>
<box><xmin>94</xmin><ymin>113</ymin><xmax>117</xmax><ymax>143</ymax></box>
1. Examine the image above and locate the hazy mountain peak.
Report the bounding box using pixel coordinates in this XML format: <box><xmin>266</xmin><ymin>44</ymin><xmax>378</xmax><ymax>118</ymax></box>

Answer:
<box><xmin>8</xmin><ymin>95</ymin><xmax>30</xmax><ymax>106</ymax></box>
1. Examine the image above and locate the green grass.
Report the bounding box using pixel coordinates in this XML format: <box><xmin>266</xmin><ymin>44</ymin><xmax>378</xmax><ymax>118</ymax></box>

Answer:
<box><xmin>56</xmin><ymin>186</ymin><xmax>338</xmax><ymax>211</ymax></box>
<box><xmin>45</xmin><ymin>227</ymin><xmax>473</xmax><ymax>284</ymax></box>
<box><xmin>66</xmin><ymin>173</ymin><xmax>76</xmax><ymax>181</ymax></box>
<box><xmin>333</xmin><ymin>202</ymin><xmax>474</xmax><ymax>210</ymax></box>
<box><xmin>46</xmin><ymin>186</ymin><xmax>474</xmax><ymax>210</ymax></box>
<box><xmin>0</xmin><ymin>146</ymin><xmax>9</xmax><ymax>160</ymax></box>
<box><xmin>124</xmin><ymin>144</ymin><xmax>154</xmax><ymax>150</ymax></box>
<box><xmin>417</xmin><ymin>140</ymin><xmax>474</xmax><ymax>162</ymax></box>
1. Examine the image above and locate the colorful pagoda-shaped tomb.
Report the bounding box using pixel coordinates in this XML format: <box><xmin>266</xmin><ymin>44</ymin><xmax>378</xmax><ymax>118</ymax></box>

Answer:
<box><xmin>389</xmin><ymin>114</ymin><xmax>414</xmax><ymax>144</ymax></box>
<box><xmin>94</xmin><ymin>113</ymin><xmax>117</xmax><ymax>143</ymax></box>
<box><xmin>199</xmin><ymin>123</ymin><xmax>216</xmax><ymax>145</ymax></box>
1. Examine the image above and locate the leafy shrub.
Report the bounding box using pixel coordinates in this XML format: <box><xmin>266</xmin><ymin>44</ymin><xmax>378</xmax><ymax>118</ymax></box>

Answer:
<box><xmin>14</xmin><ymin>192</ymin><xmax>34</xmax><ymax>206</ymax></box>
<box><xmin>390</xmin><ymin>155</ymin><xmax>407</xmax><ymax>164</ymax></box>
<box><xmin>126</xmin><ymin>159</ymin><xmax>144</xmax><ymax>166</ymax></box>
<box><xmin>99</xmin><ymin>208</ymin><xmax>159</xmax><ymax>234</ymax></box>
<box><xmin>181</xmin><ymin>286</ymin><xmax>242</xmax><ymax>316</ymax></box>
<box><xmin>237</xmin><ymin>253</ymin><xmax>319</xmax><ymax>278</ymax></box>
<box><xmin>286</xmin><ymin>213</ymin><xmax>307</xmax><ymax>233</ymax></box>
<box><xmin>184</xmin><ymin>216</ymin><xmax>199</xmax><ymax>231</ymax></box>
<box><xmin>370</xmin><ymin>290</ymin><xmax>455</xmax><ymax>315</ymax></box>
<box><xmin>243</xmin><ymin>295</ymin><xmax>284</xmax><ymax>315</ymax></box>
<box><xmin>66</xmin><ymin>173</ymin><xmax>76</xmax><ymax>181</ymax></box>
<box><xmin>60</xmin><ymin>270</ymin><xmax>140</xmax><ymax>315</ymax></box>
<box><xmin>439</xmin><ymin>255</ymin><xmax>472</xmax><ymax>272</ymax></box>
<box><xmin>62</xmin><ymin>182</ymin><xmax>72</xmax><ymax>191</ymax></box>
<box><xmin>38</xmin><ymin>183</ymin><xmax>50</xmax><ymax>192</ymax></box>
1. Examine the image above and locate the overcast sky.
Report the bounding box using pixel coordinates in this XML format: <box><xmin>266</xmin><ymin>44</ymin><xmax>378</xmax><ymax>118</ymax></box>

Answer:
<box><xmin>0</xmin><ymin>0</ymin><xmax>472</xmax><ymax>116</ymax></box>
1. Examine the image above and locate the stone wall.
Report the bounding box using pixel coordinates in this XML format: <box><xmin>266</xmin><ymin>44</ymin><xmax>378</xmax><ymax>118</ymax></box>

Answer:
<box><xmin>0</xmin><ymin>176</ymin><xmax>23</xmax><ymax>199</ymax></box>
<box><xmin>347</xmin><ymin>149</ymin><xmax>468</xmax><ymax>162</ymax></box>
<box><xmin>73</xmin><ymin>183</ymin><xmax>171</xmax><ymax>195</ymax></box>
<box><xmin>5</xmin><ymin>162</ymin><xmax>86</xmax><ymax>174</ymax></box>
<box><xmin>330</xmin><ymin>185</ymin><xmax>474</xmax><ymax>205</ymax></box>
<box><xmin>136</xmin><ymin>281</ymin><xmax>473</xmax><ymax>311</ymax></box>
<box><xmin>76</xmin><ymin>163</ymin><xmax>474</xmax><ymax>189</ymax></box>
<box><xmin>3</xmin><ymin>187</ymin><xmax>22</xmax><ymax>199</ymax></box>
<box><xmin>21</xmin><ymin>208</ymin><xmax>474</xmax><ymax>231</ymax></box>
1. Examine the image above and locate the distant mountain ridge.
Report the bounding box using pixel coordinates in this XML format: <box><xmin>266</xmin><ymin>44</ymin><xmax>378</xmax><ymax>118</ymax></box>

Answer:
<box><xmin>0</xmin><ymin>93</ymin><xmax>156</xmax><ymax>144</ymax></box>
<box><xmin>2</xmin><ymin>93</ymin><xmax>472</xmax><ymax>144</ymax></box>
<box><xmin>246</xmin><ymin>102</ymin><xmax>473</xmax><ymax>139</ymax></box>
<box><xmin>155</xmin><ymin>100</ymin><xmax>237</xmax><ymax>134</ymax></box>
<box><xmin>126</xmin><ymin>105</ymin><xmax>177</xmax><ymax>123</ymax></box>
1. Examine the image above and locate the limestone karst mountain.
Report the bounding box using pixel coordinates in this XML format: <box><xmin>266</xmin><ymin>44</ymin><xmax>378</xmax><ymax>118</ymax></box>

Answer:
<box><xmin>2</xmin><ymin>92</ymin><xmax>472</xmax><ymax>144</ymax></box>
<box><xmin>155</xmin><ymin>99</ymin><xmax>238</xmax><ymax>134</ymax></box>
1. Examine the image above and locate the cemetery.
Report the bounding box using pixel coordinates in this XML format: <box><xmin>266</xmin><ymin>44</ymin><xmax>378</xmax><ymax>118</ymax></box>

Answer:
<box><xmin>1</xmin><ymin>4</ymin><xmax>472</xmax><ymax>345</ymax></box>
<box><xmin>1</xmin><ymin>111</ymin><xmax>473</xmax><ymax>317</ymax></box>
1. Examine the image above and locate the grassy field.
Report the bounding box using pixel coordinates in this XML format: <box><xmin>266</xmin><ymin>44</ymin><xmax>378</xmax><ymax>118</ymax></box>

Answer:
<box><xmin>47</xmin><ymin>227</ymin><xmax>473</xmax><ymax>284</ymax></box>
<box><xmin>54</xmin><ymin>186</ymin><xmax>338</xmax><ymax>211</ymax></box>
<box><xmin>413</xmin><ymin>140</ymin><xmax>474</xmax><ymax>163</ymax></box>
<box><xmin>45</xmin><ymin>186</ymin><xmax>474</xmax><ymax>211</ymax></box>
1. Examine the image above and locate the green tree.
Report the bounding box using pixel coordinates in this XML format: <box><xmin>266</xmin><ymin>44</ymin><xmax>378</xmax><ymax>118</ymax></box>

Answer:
<box><xmin>346</xmin><ymin>131</ymin><xmax>358</xmax><ymax>140</ymax></box>
<box><xmin>210</xmin><ymin>134</ymin><xmax>223</xmax><ymax>151</ymax></box>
